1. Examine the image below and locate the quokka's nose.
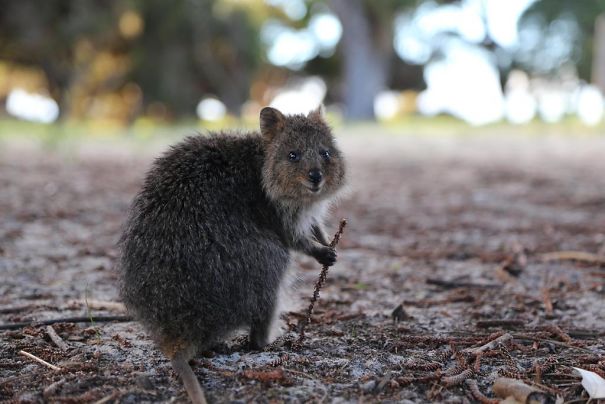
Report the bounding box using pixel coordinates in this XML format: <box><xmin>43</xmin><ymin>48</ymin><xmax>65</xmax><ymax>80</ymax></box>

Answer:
<box><xmin>308</xmin><ymin>169</ymin><xmax>323</xmax><ymax>184</ymax></box>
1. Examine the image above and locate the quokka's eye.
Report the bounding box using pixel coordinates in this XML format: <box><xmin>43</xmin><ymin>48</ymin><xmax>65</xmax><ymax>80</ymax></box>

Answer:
<box><xmin>288</xmin><ymin>151</ymin><xmax>300</xmax><ymax>162</ymax></box>
<box><xmin>320</xmin><ymin>149</ymin><xmax>331</xmax><ymax>160</ymax></box>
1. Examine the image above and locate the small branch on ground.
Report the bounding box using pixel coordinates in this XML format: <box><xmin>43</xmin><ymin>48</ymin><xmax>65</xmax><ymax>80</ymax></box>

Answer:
<box><xmin>492</xmin><ymin>377</ymin><xmax>556</xmax><ymax>404</ymax></box>
<box><xmin>513</xmin><ymin>334</ymin><xmax>591</xmax><ymax>353</ymax></box>
<box><xmin>92</xmin><ymin>391</ymin><xmax>121</xmax><ymax>404</ymax></box>
<box><xmin>567</xmin><ymin>329</ymin><xmax>605</xmax><ymax>339</ymax></box>
<box><xmin>296</xmin><ymin>219</ymin><xmax>347</xmax><ymax>346</ymax></box>
<box><xmin>43</xmin><ymin>378</ymin><xmax>66</xmax><ymax>398</ymax></box>
<box><xmin>464</xmin><ymin>333</ymin><xmax>513</xmax><ymax>354</ymax></box>
<box><xmin>0</xmin><ymin>315</ymin><xmax>133</xmax><ymax>331</ymax></box>
<box><xmin>67</xmin><ymin>299</ymin><xmax>126</xmax><ymax>312</ymax></box>
<box><xmin>540</xmin><ymin>251</ymin><xmax>605</xmax><ymax>265</ymax></box>
<box><xmin>19</xmin><ymin>350</ymin><xmax>62</xmax><ymax>371</ymax></box>
<box><xmin>46</xmin><ymin>325</ymin><xmax>69</xmax><ymax>351</ymax></box>
<box><xmin>425</xmin><ymin>278</ymin><xmax>499</xmax><ymax>289</ymax></box>
<box><xmin>0</xmin><ymin>304</ymin><xmax>35</xmax><ymax>314</ymax></box>
<box><xmin>541</xmin><ymin>324</ymin><xmax>572</xmax><ymax>343</ymax></box>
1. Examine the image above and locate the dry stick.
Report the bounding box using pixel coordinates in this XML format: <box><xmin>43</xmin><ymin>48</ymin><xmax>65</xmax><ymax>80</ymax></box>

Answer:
<box><xmin>512</xmin><ymin>334</ymin><xmax>593</xmax><ymax>353</ymax></box>
<box><xmin>541</xmin><ymin>324</ymin><xmax>572</xmax><ymax>343</ymax></box>
<box><xmin>425</xmin><ymin>278</ymin><xmax>500</xmax><ymax>289</ymax></box>
<box><xmin>474</xmin><ymin>322</ymin><xmax>603</xmax><ymax>339</ymax></box>
<box><xmin>19</xmin><ymin>350</ymin><xmax>62</xmax><ymax>371</ymax></box>
<box><xmin>540</xmin><ymin>251</ymin><xmax>605</xmax><ymax>265</ymax></box>
<box><xmin>67</xmin><ymin>299</ymin><xmax>126</xmax><ymax>312</ymax></box>
<box><xmin>92</xmin><ymin>391</ymin><xmax>121</xmax><ymax>404</ymax></box>
<box><xmin>43</xmin><ymin>378</ymin><xmax>66</xmax><ymax>398</ymax></box>
<box><xmin>567</xmin><ymin>328</ymin><xmax>605</xmax><ymax>338</ymax></box>
<box><xmin>492</xmin><ymin>377</ymin><xmax>554</xmax><ymax>403</ymax></box>
<box><xmin>46</xmin><ymin>325</ymin><xmax>70</xmax><ymax>351</ymax></box>
<box><xmin>0</xmin><ymin>315</ymin><xmax>133</xmax><ymax>331</ymax></box>
<box><xmin>296</xmin><ymin>219</ymin><xmax>347</xmax><ymax>345</ymax></box>
<box><xmin>0</xmin><ymin>304</ymin><xmax>35</xmax><ymax>314</ymax></box>
<box><xmin>464</xmin><ymin>332</ymin><xmax>513</xmax><ymax>354</ymax></box>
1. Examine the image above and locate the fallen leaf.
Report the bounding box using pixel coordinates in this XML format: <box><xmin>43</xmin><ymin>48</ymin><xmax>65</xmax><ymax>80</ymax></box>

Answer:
<box><xmin>573</xmin><ymin>367</ymin><xmax>605</xmax><ymax>399</ymax></box>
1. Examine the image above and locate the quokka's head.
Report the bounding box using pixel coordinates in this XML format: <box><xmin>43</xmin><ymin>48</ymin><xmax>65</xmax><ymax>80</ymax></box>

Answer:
<box><xmin>260</xmin><ymin>106</ymin><xmax>346</xmax><ymax>205</ymax></box>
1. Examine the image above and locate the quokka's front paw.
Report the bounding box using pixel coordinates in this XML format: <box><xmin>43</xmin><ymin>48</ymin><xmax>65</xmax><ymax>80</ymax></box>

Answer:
<box><xmin>314</xmin><ymin>246</ymin><xmax>337</xmax><ymax>267</ymax></box>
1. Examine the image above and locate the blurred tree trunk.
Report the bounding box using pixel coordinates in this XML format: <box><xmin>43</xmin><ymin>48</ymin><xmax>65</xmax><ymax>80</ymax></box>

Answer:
<box><xmin>330</xmin><ymin>0</ymin><xmax>392</xmax><ymax>120</ymax></box>
<box><xmin>592</xmin><ymin>13</ymin><xmax>605</xmax><ymax>93</ymax></box>
<box><xmin>190</xmin><ymin>15</ymin><xmax>250</xmax><ymax>115</ymax></box>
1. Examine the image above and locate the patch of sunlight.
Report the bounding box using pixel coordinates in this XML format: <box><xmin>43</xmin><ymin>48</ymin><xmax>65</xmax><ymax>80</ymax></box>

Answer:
<box><xmin>196</xmin><ymin>98</ymin><xmax>227</xmax><ymax>122</ymax></box>
<box><xmin>417</xmin><ymin>40</ymin><xmax>504</xmax><ymax>126</ymax></box>
<box><xmin>576</xmin><ymin>85</ymin><xmax>604</xmax><ymax>126</ymax></box>
<box><xmin>269</xmin><ymin>76</ymin><xmax>326</xmax><ymax>115</ymax></box>
<box><xmin>6</xmin><ymin>89</ymin><xmax>59</xmax><ymax>124</ymax></box>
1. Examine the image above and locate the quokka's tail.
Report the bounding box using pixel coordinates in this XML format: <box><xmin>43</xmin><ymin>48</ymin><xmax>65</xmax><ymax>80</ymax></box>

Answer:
<box><xmin>170</xmin><ymin>353</ymin><xmax>207</xmax><ymax>404</ymax></box>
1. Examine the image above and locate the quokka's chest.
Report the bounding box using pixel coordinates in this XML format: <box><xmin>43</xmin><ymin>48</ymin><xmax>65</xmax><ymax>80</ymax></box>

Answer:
<box><xmin>293</xmin><ymin>201</ymin><xmax>330</xmax><ymax>239</ymax></box>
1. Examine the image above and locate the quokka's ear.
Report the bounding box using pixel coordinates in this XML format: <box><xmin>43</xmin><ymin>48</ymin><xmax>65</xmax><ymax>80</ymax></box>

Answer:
<box><xmin>307</xmin><ymin>105</ymin><xmax>325</xmax><ymax>121</ymax></box>
<box><xmin>260</xmin><ymin>107</ymin><xmax>285</xmax><ymax>141</ymax></box>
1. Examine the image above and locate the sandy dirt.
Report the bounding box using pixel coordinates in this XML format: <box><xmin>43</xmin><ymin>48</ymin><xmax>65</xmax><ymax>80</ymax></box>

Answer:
<box><xmin>1</xmin><ymin>130</ymin><xmax>605</xmax><ymax>403</ymax></box>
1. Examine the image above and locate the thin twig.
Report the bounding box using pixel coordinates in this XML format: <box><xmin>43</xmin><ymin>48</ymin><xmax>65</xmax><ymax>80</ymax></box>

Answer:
<box><xmin>473</xmin><ymin>321</ymin><xmax>603</xmax><ymax>338</ymax></box>
<box><xmin>541</xmin><ymin>324</ymin><xmax>572</xmax><ymax>343</ymax></box>
<box><xmin>425</xmin><ymin>278</ymin><xmax>499</xmax><ymax>289</ymax></box>
<box><xmin>43</xmin><ymin>377</ymin><xmax>66</xmax><ymax>398</ymax></box>
<box><xmin>92</xmin><ymin>391</ymin><xmax>120</xmax><ymax>404</ymax></box>
<box><xmin>46</xmin><ymin>325</ymin><xmax>70</xmax><ymax>351</ymax></box>
<box><xmin>19</xmin><ymin>350</ymin><xmax>62</xmax><ymax>371</ymax></box>
<box><xmin>296</xmin><ymin>219</ymin><xmax>347</xmax><ymax>346</ymax></box>
<box><xmin>464</xmin><ymin>333</ymin><xmax>513</xmax><ymax>354</ymax></box>
<box><xmin>67</xmin><ymin>299</ymin><xmax>126</xmax><ymax>312</ymax></box>
<box><xmin>0</xmin><ymin>315</ymin><xmax>133</xmax><ymax>331</ymax></box>
<box><xmin>513</xmin><ymin>334</ymin><xmax>593</xmax><ymax>353</ymax></box>
<box><xmin>540</xmin><ymin>251</ymin><xmax>605</xmax><ymax>265</ymax></box>
<box><xmin>0</xmin><ymin>304</ymin><xmax>36</xmax><ymax>314</ymax></box>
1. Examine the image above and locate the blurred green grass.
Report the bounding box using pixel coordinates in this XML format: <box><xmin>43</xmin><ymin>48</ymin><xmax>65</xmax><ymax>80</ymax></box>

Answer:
<box><xmin>0</xmin><ymin>115</ymin><xmax>602</xmax><ymax>151</ymax></box>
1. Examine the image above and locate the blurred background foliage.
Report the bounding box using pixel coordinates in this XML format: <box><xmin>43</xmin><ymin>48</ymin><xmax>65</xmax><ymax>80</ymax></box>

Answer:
<box><xmin>0</xmin><ymin>0</ymin><xmax>604</xmax><ymax>128</ymax></box>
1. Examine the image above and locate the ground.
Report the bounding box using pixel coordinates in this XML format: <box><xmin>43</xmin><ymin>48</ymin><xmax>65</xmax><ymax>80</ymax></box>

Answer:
<box><xmin>1</xmin><ymin>127</ymin><xmax>605</xmax><ymax>403</ymax></box>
